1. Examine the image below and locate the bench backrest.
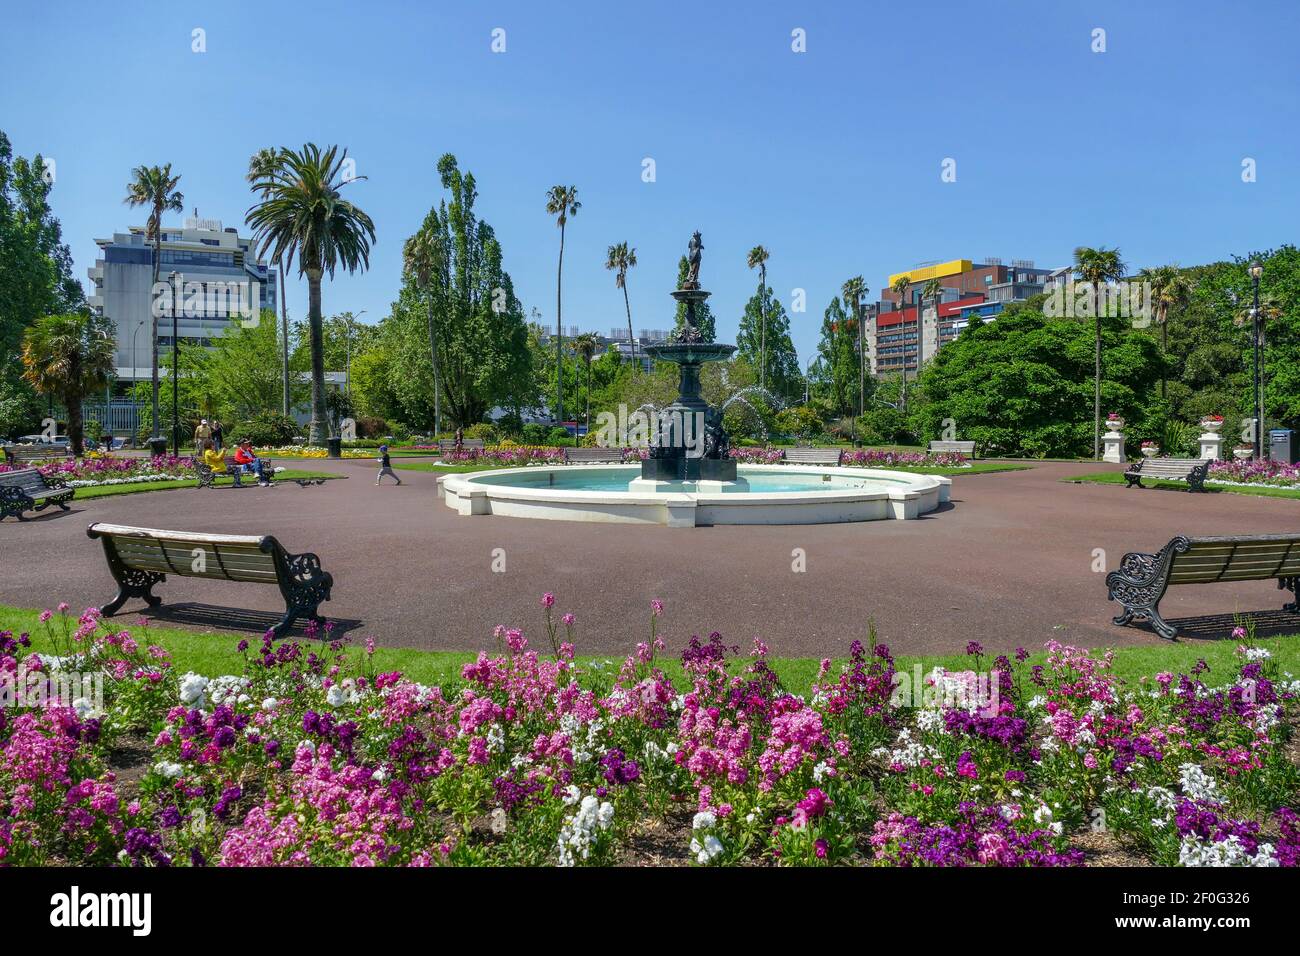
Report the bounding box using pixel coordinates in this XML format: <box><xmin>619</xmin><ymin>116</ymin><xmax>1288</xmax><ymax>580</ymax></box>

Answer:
<box><xmin>564</xmin><ymin>447</ymin><xmax>624</xmax><ymax>462</ymax></box>
<box><xmin>0</xmin><ymin>468</ymin><xmax>55</xmax><ymax>496</ymax></box>
<box><xmin>929</xmin><ymin>440</ymin><xmax>976</xmax><ymax>456</ymax></box>
<box><xmin>438</xmin><ymin>438</ymin><xmax>486</xmax><ymax>453</ymax></box>
<box><xmin>1135</xmin><ymin>457</ymin><xmax>1207</xmax><ymax>477</ymax></box>
<box><xmin>5</xmin><ymin>444</ymin><xmax>71</xmax><ymax>461</ymax></box>
<box><xmin>1168</xmin><ymin>534</ymin><xmax>1300</xmax><ymax>585</ymax></box>
<box><xmin>87</xmin><ymin>523</ymin><xmax>281</xmax><ymax>584</ymax></box>
<box><xmin>783</xmin><ymin>447</ymin><xmax>843</xmax><ymax>465</ymax></box>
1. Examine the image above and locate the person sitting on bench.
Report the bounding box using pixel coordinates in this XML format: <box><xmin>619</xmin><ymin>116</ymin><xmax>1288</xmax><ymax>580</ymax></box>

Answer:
<box><xmin>234</xmin><ymin>438</ymin><xmax>272</xmax><ymax>487</ymax></box>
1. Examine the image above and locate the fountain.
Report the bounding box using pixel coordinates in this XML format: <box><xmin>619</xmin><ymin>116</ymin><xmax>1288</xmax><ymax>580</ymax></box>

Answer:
<box><xmin>439</xmin><ymin>231</ymin><xmax>951</xmax><ymax>527</ymax></box>
<box><xmin>633</xmin><ymin>231</ymin><xmax>743</xmax><ymax>489</ymax></box>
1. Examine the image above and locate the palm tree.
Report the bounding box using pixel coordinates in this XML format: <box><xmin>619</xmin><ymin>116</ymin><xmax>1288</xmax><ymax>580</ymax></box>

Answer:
<box><xmin>572</xmin><ymin>332</ymin><xmax>600</xmax><ymax>432</ymax></box>
<box><xmin>921</xmin><ymin>277</ymin><xmax>943</xmax><ymax>371</ymax></box>
<box><xmin>746</xmin><ymin>246</ymin><xmax>771</xmax><ymax>389</ymax></box>
<box><xmin>1073</xmin><ymin>246</ymin><xmax>1127</xmax><ymax>459</ymax></box>
<box><xmin>1139</xmin><ymin>264</ymin><xmax>1193</xmax><ymax>399</ymax></box>
<box><xmin>841</xmin><ymin>275</ymin><xmax>866</xmax><ymax>443</ymax></box>
<box><xmin>124</xmin><ymin>164</ymin><xmax>183</xmax><ymax>442</ymax></box>
<box><xmin>246</xmin><ymin>144</ymin><xmax>376</xmax><ymax>445</ymax></box>
<box><xmin>891</xmin><ymin>275</ymin><xmax>913</xmax><ymax>410</ymax></box>
<box><xmin>605</xmin><ymin>242</ymin><xmax>638</xmax><ymax>364</ymax></box>
<box><xmin>403</xmin><ymin>225</ymin><xmax>444</xmax><ymax>434</ymax></box>
<box><xmin>21</xmin><ymin>314</ymin><xmax>116</xmax><ymax>456</ymax></box>
<box><xmin>247</xmin><ymin>148</ymin><xmax>293</xmax><ymax>418</ymax></box>
<box><xmin>546</xmin><ymin>185</ymin><xmax>580</xmax><ymax>440</ymax></box>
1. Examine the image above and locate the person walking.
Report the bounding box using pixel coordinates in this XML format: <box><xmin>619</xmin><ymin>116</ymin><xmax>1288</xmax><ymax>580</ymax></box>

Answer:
<box><xmin>454</xmin><ymin>426</ymin><xmax>464</xmax><ymax>453</ymax></box>
<box><xmin>210</xmin><ymin>418</ymin><xmax>224</xmax><ymax>452</ymax></box>
<box><xmin>194</xmin><ymin>419</ymin><xmax>212</xmax><ymax>450</ymax></box>
<box><xmin>375</xmin><ymin>444</ymin><xmax>402</xmax><ymax>486</ymax></box>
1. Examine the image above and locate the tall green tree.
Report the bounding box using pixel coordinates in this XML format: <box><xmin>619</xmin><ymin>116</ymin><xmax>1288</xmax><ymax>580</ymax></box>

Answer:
<box><xmin>737</xmin><ymin>285</ymin><xmax>799</xmax><ymax>401</ymax></box>
<box><xmin>124</xmin><ymin>163</ymin><xmax>183</xmax><ymax>441</ymax></box>
<box><xmin>891</xmin><ymin>274</ymin><xmax>912</xmax><ymax>411</ymax></box>
<box><xmin>21</xmin><ymin>314</ymin><xmax>115</xmax><ymax>455</ymax></box>
<box><xmin>1139</xmin><ymin>263</ymin><xmax>1194</xmax><ymax>400</ymax></box>
<box><xmin>1073</xmin><ymin>246</ymin><xmax>1127</xmax><ymax>458</ymax></box>
<box><xmin>605</xmin><ymin>242</ymin><xmax>638</xmax><ymax>362</ymax></box>
<box><xmin>746</xmin><ymin>245</ymin><xmax>771</xmax><ymax>389</ymax></box>
<box><xmin>921</xmin><ymin>276</ymin><xmax>943</xmax><ymax>370</ymax></box>
<box><xmin>384</xmin><ymin>154</ymin><xmax>532</xmax><ymax>429</ymax></box>
<box><xmin>246</xmin><ymin>144</ymin><xmax>375</xmax><ymax>444</ymax></box>
<box><xmin>403</xmin><ymin>225</ymin><xmax>443</xmax><ymax>433</ymax></box>
<box><xmin>841</xmin><ymin>276</ymin><xmax>867</xmax><ymax>434</ymax></box>
<box><xmin>246</xmin><ymin>148</ymin><xmax>293</xmax><ymax>417</ymax></box>
<box><xmin>572</xmin><ymin>332</ymin><xmax>600</xmax><ymax>429</ymax></box>
<box><xmin>545</xmin><ymin>185</ymin><xmax>580</xmax><ymax>429</ymax></box>
<box><xmin>815</xmin><ymin>295</ymin><xmax>860</xmax><ymax>416</ymax></box>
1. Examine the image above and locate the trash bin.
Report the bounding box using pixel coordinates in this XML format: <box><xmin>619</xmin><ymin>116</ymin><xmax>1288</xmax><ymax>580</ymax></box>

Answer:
<box><xmin>148</xmin><ymin>438</ymin><xmax>168</xmax><ymax>458</ymax></box>
<box><xmin>326</xmin><ymin>437</ymin><xmax>342</xmax><ymax>459</ymax></box>
<box><xmin>1269</xmin><ymin>429</ymin><xmax>1298</xmax><ymax>464</ymax></box>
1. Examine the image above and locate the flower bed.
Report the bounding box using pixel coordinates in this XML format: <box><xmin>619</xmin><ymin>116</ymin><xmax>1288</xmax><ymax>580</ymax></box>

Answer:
<box><xmin>0</xmin><ymin>455</ymin><xmax>199</xmax><ymax>488</ymax></box>
<box><xmin>3</xmin><ymin>602</ymin><xmax>1296</xmax><ymax>868</ymax></box>
<box><xmin>729</xmin><ymin>447</ymin><xmax>968</xmax><ymax>468</ymax></box>
<box><xmin>1208</xmin><ymin>459</ymin><xmax>1300</xmax><ymax>489</ymax></box>
<box><xmin>255</xmin><ymin>445</ymin><xmax>374</xmax><ymax>459</ymax></box>
<box><xmin>436</xmin><ymin>446</ymin><xmax>644</xmax><ymax>467</ymax></box>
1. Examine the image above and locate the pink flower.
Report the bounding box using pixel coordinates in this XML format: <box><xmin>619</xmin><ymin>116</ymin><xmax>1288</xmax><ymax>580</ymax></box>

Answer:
<box><xmin>541</xmin><ymin>593</ymin><xmax>555</xmax><ymax>609</ymax></box>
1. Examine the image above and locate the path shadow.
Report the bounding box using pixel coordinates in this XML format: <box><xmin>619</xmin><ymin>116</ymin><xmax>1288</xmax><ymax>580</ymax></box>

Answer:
<box><xmin>1160</xmin><ymin>608</ymin><xmax>1300</xmax><ymax>642</ymax></box>
<box><xmin>140</xmin><ymin>602</ymin><xmax>363</xmax><ymax>639</ymax></box>
<box><xmin>3</xmin><ymin>505</ymin><xmax>85</xmax><ymax>524</ymax></box>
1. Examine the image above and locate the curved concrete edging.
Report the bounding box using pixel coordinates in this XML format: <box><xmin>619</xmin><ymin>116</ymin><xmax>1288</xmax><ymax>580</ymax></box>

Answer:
<box><xmin>439</xmin><ymin>464</ymin><xmax>950</xmax><ymax>527</ymax></box>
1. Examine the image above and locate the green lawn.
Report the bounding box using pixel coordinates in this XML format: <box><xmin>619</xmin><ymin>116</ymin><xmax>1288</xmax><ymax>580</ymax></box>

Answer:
<box><xmin>71</xmin><ymin>470</ymin><xmax>341</xmax><ymax>500</ymax></box>
<box><xmin>5</xmin><ymin>603</ymin><xmax>1294</xmax><ymax>692</ymax></box>
<box><xmin>1066</xmin><ymin>471</ymin><xmax>1300</xmax><ymax>500</ymax></box>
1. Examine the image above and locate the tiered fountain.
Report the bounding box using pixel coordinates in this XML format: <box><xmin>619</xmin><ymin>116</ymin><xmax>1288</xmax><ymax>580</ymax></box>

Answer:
<box><xmin>631</xmin><ymin>231</ymin><xmax>745</xmax><ymax>491</ymax></box>
<box><xmin>440</xmin><ymin>231</ymin><xmax>950</xmax><ymax>526</ymax></box>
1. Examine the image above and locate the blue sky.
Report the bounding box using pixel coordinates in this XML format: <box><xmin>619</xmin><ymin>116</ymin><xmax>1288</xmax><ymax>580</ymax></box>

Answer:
<box><xmin>3</xmin><ymin>0</ymin><xmax>1298</xmax><ymax>362</ymax></box>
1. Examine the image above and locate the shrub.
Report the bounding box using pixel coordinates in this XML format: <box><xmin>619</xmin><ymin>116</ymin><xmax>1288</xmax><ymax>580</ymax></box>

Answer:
<box><xmin>548</xmin><ymin>426</ymin><xmax>573</xmax><ymax>444</ymax></box>
<box><xmin>464</xmin><ymin>423</ymin><xmax>499</xmax><ymax>443</ymax></box>
<box><xmin>521</xmin><ymin>423</ymin><xmax>550</xmax><ymax>445</ymax></box>
<box><xmin>774</xmin><ymin>405</ymin><xmax>826</xmax><ymax>442</ymax></box>
<box><xmin>232</xmin><ymin>413</ymin><xmax>297</xmax><ymax>447</ymax></box>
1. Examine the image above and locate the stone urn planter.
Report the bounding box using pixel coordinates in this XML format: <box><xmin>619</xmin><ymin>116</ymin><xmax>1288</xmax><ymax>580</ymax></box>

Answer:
<box><xmin>1141</xmin><ymin>443</ymin><xmax>1161</xmax><ymax>458</ymax></box>
<box><xmin>1200</xmin><ymin>417</ymin><xmax>1225</xmax><ymax>434</ymax></box>
<box><xmin>1106</xmin><ymin>417</ymin><xmax>1124</xmax><ymax>432</ymax></box>
<box><xmin>1232</xmin><ymin>446</ymin><xmax>1254</xmax><ymax>461</ymax></box>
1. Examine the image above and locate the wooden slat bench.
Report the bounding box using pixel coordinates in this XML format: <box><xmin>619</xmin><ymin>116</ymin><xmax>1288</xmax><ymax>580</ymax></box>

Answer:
<box><xmin>437</xmin><ymin>438</ymin><xmax>486</xmax><ymax>456</ymax></box>
<box><xmin>1106</xmin><ymin>533</ymin><xmax>1300</xmax><ymax>640</ymax></box>
<box><xmin>3</xmin><ymin>444</ymin><xmax>74</xmax><ymax>465</ymax></box>
<box><xmin>0</xmin><ymin>467</ymin><xmax>74</xmax><ymax>521</ymax></box>
<box><xmin>195</xmin><ymin>455</ymin><xmax>270</xmax><ymax>489</ymax></box>
<box><xmin>86</xmin><ymin>523</ymin><xmax>333</xmax><ymax>638</ymax></box>
<box><xmin>928</xmin><ymin>440</ymin><xmax>976</xmax><ymax>458</ymax></box>
<box><xmin>563</xmin><ymin>446</ymin><xmax>626</xmax><ymax>463</ymax></box>
<box><xmin>783</xmin><ymin>447</ymin><xmax>843</xmax><ymax>466</ymax></box>
<box><xmin>1124</xmin><ymin>457</ymin><xmax>1210</xmax><ymax>492</ymax></box>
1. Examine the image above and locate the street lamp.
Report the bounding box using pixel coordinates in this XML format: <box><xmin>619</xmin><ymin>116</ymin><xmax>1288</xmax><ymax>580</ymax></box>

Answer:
<box><xmin>169</xmin><ymin>271</ymin><xmax>180</xmax><ymax>458</ymax></box>
<box><xmin>1249</xmin><ymin>260</ymin><xmax>1264</xmax><ymax>459</ymax></box>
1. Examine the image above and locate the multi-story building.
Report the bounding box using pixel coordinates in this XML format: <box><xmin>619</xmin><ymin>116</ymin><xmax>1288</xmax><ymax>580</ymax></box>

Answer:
<box><xmin>867</xmin><ymin>258</ymin><xmax>1057</xmax><ymax>375</ymax></box>
<box><xmin>88</xmin><ymin>215</ymin><xmax>277</xmax><ymax>388</ymax></box>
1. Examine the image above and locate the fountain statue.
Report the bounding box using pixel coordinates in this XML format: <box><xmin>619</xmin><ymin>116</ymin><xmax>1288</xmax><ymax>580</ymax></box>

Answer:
<box><xmin>635</xmin><ymin>232</ymin><xmax>741</xmax><ymax>486</ymax></box>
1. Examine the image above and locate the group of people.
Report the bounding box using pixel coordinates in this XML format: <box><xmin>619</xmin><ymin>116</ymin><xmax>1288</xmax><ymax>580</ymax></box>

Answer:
<box><xmin>194</xmin><ymin>418</ymin><xmax>273</xmax><ymax>487</ymax></box>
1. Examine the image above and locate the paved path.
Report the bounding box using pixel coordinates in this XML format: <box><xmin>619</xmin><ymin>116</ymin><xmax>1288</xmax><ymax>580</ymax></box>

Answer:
<box><xmin>2</xmin><ymin>459</ymin><xmax>1297</xmax><ymax>657</ymax></box>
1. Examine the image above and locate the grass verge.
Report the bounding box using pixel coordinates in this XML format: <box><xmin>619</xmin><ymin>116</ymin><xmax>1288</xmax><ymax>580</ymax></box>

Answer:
<box><xmin>1066</xmin><ymin>471</ymin><xmax>1300</xmax><ymax>500</ymax></box>
<box><xmin>4</xmin><ymin>603</ymin><xmax>1295</xmax><ymax>693</ymax></box>
<box><xmin>70</xmin><ymin>470</ymin><xmax>342</xmax><ymax>500</ymax></box>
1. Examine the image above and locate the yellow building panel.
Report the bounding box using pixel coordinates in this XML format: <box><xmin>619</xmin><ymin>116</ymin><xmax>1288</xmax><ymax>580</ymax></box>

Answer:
<box><xmin>887</xmin><ymin>259</ymin><xmax>971</xmax><ymax>287</ymax></box>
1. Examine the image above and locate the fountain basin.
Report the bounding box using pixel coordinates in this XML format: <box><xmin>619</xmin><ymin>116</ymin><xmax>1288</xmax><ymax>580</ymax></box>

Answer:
<box><xmin>440</xmin><ymin>464</ymin><xmax>950</xmax><ymax>528</ymax></box>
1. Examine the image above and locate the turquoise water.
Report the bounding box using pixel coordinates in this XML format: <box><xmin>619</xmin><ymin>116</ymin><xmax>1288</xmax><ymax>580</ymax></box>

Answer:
<box><xmin>468</xmin><ymin>466</ymin><xmax>900</xmax><ymax>494</ymax></box>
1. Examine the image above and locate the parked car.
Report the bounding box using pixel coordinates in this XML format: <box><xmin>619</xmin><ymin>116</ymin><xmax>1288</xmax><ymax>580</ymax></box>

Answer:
<box><xmin>12</xmin><ymin>434</ymin><xmax>71</xmax><ymax>447</ymax></box>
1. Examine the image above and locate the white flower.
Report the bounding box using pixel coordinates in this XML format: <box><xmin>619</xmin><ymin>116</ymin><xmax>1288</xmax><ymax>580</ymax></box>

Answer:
<box><xmin>562</xmin><ymin>785</ymin><xmax>581</xmax><ymax>805</ymax></box>
<box><xmin>325</xmin><ymin>685</ymin><xmax>348</xmax><ymax>708</ymax></box>
<box><xmin>178</xmin><ymin>672</ymin><xmax>209</xmax><ymax>707</ymax></box>
<box><xmin>262</xmin><ymin>697</ymin><xmax>278</xmax><ymax>711</ymax></box>
<box><xmin>692</xmin><ymin>811</ymin><xmax>717</xmax><ymax>831</ymax></box>
<box><xmin>1178</xmin><ymin>763</ymin><xmax>1220</xmax><ymax>802</ymax></box>
<box><xmin>1179</xmin><ymin>835</ymin><xmax>1278</xmax><ymax>867</ymax></box>
<box><xmin>72</xmin><ymin>697</ymin><xmax>101</xmax><ymax>720</ymax></box>
<box><xmin>690</xmin><ymin>835</ymin><xmax>724</xmax><ymax>864</ymax></box>
<box><xmin>154</xmin><ymin>761</ymin><xmax>184</xmax><ymax>779</ymax></box>
<box><xmin>486</xmin><ymin>723</ymin><xmax>505</xmax><ymax>754</ymax></box>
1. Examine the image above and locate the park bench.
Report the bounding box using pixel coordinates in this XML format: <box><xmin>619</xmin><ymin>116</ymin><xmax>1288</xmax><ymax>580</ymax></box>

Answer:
<box><xmin>195</xmin><ymin>455</ymin><xmax>270</xmax><ymax>489</ymax></box>
<box><xmin>1106</xmin><ymin>533</ymin><xmax>1300</xmax><ymax>640</ymax></box>
<box><xmin>563</xmin><ymin>446</ymin><xmax>626</xmax><ymax>463</ymax></box>
<box><xmin>782</xmin><ymin>447</ymin><xmax>843</xmax><ymax>466</ymax></box>
<box><xmin>928</xmin><ymin>440</ymin><xmax>976</xmax><ymax>458</ymax></box>
<box><xmin>3</xmin><ymin>444</ymin><xmax>73</xmax><ymax>465</ymax></box>
<box><xmin>1124</xmin><ymin>457</ymin><xmax>1210</xmax><ymax>493</ymax></box>
<box><xmin>0</xmin><ymin>467</ymin><xmax>74</xmax><ymax>521</ymax></box>
<box><xmin>86</xmin><ymin>522</ymin><xmax>334</xmax><ymax>638</ymax></box>
<box><xmin>437</xmin><ymin>438</ymin><xmax>486</xmax><ymax>456</ymax></box>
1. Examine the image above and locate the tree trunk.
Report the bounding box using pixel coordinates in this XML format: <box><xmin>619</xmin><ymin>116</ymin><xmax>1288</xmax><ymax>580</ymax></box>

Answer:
<box><xmin>67</xmin><ymin>389</ymin><xmax>85</xmax><ymax>457</ymax></box>
<box><xmin>857</xmin><ymin>304</ymin><xmax>865</xmax><ymax>421</ymax></box>
<box><xmin>151</xmin><ymin>230</ymin><xmax>161</xmax><ymax>439</ymax></box>
<box><xmin>1094</xmin><ymin>298</ymin><xmax>1102</xmax><ymax>461</ymax></box>
<box><xmin>307</xmin><ymin>270</ymin><xmax>327</xmax><ymax>445</ymax></box>
<box><xmin>556</xmin><ymin>224</ymin><xmax>565</xmax><ymax>433</ymax></box>
<box><xmin>427</xmin><ymin>291</ymin><xmax>441</xmax><ymax>435</ymax></box>
<box><xmin>759</xmin><ymin>265</ymin><xmax>767</xmax><ymax>391</ymax></box>
<box><xmin>1160</xmin><ymin>314</ymin><xmax>1167</xmax><ymax>400</ymax></box>
<box><xmin>623</xmin><ymin>279</ymin><xmax>635</xmax><ymax>365</ymax></box>
<box><xmin>279</xmin><ymin>258</ymin><xmax>290</xmax><ymax>418</ymax></box>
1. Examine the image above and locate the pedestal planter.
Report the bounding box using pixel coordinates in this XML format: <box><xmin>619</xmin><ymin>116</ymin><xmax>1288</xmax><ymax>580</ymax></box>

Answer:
<box><xmin>1233</xmin><ymin>446</ymin><xmax>1254</xmax><ymax>461</ymax></box>
<box><xmin>1199</xmin><ymin>433</ymin><xmax>1224</xmax><ymax>460</ymax></box>
<box><xmin>1141</xmin><ymin>445</ymin><xmax>1160</xmax><ymax>458</ymax></box>
<box><xmin>1103</xmin><ymin>425</ymin><xmax>1126</xmax><ymax>463</ymax></box>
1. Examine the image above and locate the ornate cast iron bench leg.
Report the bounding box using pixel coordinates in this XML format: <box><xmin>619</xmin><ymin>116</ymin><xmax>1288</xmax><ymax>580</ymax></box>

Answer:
<box><xmin>101</xmin><ymin>567</ymin><xmax>165</xmax><ymax>616</ymax></box>
<box><xmin>1124</xmin><ymin>472</ymin><xmax>1143</xmax><ymax>489</ymax></box>
<box><xmin>0</xmin><ymin>488</ymin><xmax>35</xmax><ymax>521</ymax></box>
<box><xmin>1105</xmin><ymin>540</ymin><xmax>1186</xmax><ymax>641</ymax></box>
<box><xmin>270</xmin><ymin>549</ymin><xmax>333</xmax><ymax>640</ymax></box>
<box><xmin>1281</xmin><ymin>576</ymin><xmax>1299</xmax><ymax>614</ymax></box>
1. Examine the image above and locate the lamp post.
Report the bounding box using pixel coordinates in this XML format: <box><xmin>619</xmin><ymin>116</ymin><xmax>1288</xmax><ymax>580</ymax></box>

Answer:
<box><xmin>169</xmin><ymin>271</ymin><xmax>180</xmax><ymax>458</ymax></box>
<box><xmin>1249</xmin><ymin>260</ymin><xmax>1264</xmax><ymax>459</ymax></box>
